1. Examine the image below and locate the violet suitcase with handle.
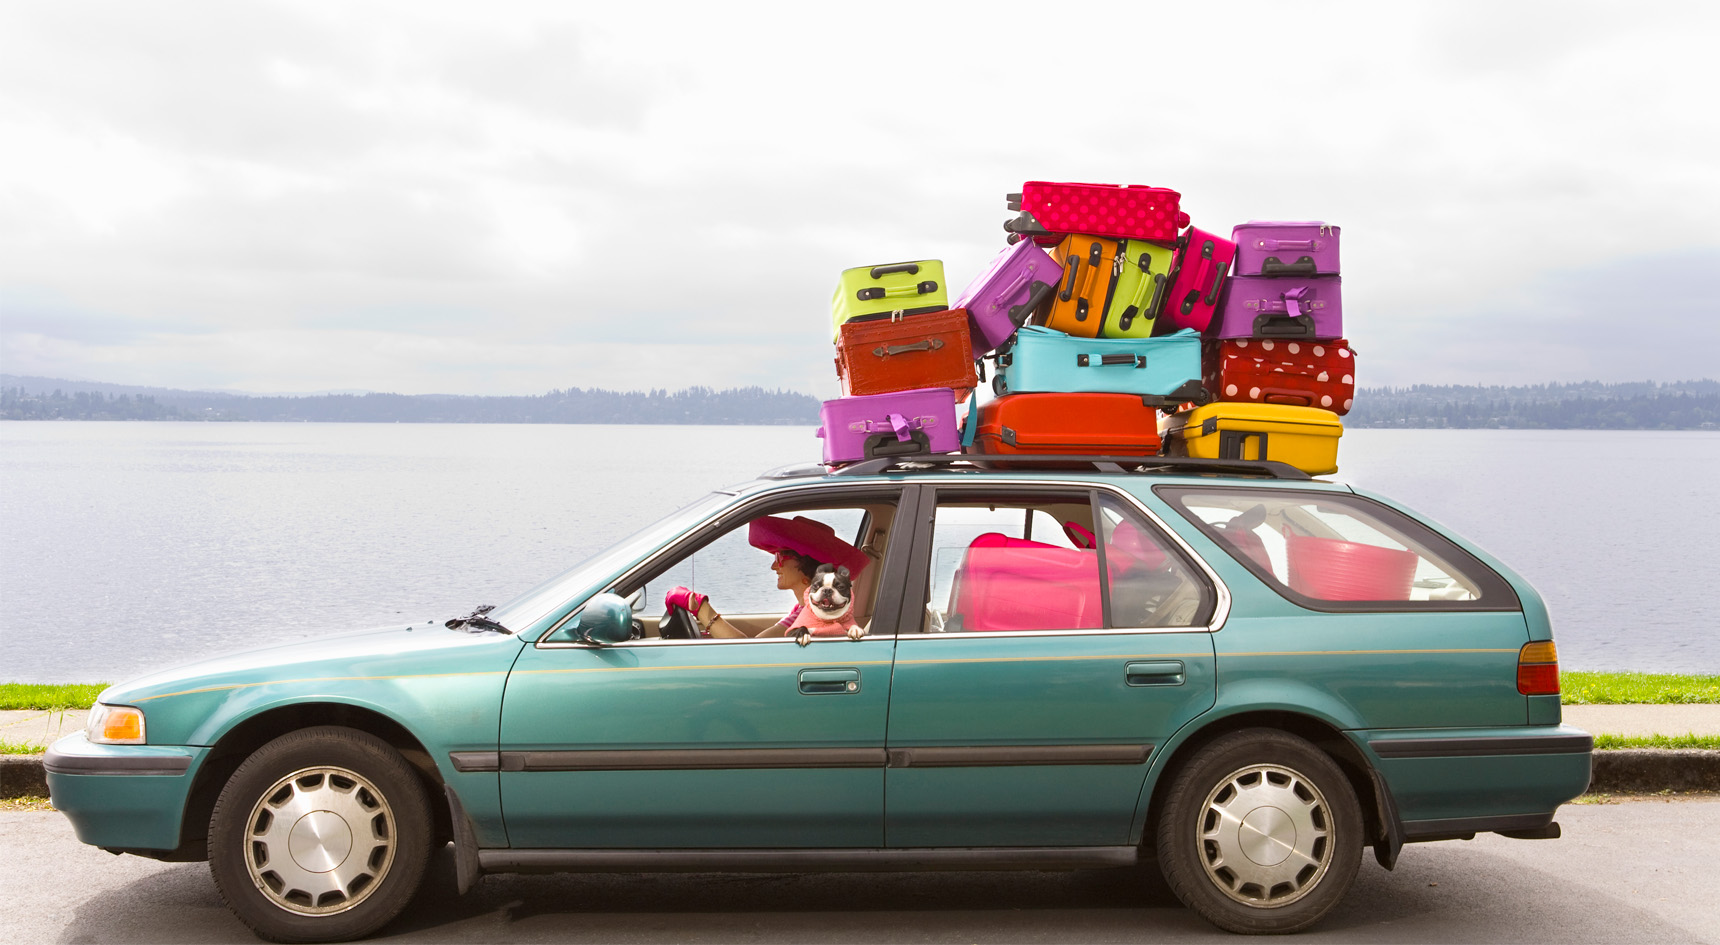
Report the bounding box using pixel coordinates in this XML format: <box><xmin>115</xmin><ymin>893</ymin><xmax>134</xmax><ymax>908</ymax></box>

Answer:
<box><xmin>1214</xmin><ymin>275</ymin><xmax>1344</xmax><ymax>341</ymax></box>
<box><xmin>1232</xmin><ymin>221</ymin><xmax>1341</xmax><ymax>277</ymax></box>
<box><xmin>816</xmin><ymin>387</ymin><xmax>960</xmax><ymax>464</ymax></box>
<box><xmin>953</xmin><ymin>240</ymin><xmax>1063</xmax><ymax>355</ymax></box>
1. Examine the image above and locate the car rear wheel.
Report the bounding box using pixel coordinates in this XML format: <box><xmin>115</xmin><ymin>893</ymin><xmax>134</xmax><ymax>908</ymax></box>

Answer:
<box><xmin>208</xmin><ymin>726</ymin><xmax>432</xmax><ymax>943</ymax></box>
<box><xmin>1155</xmin><ymin>728</ymin><xmax>1362</xmax><ymax>934</ymax></box>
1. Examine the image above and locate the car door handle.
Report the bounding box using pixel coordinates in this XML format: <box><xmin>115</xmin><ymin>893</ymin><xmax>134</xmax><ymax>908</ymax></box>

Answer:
<box><xmin>799</xmin><ymin>668</ymin><xmax>861</xmax><ymax>694</ymax></box>
<box><xmin>1125</xmin><ymin>661</ymin><xmax>1185</xmax><ymax>687</ymax></box>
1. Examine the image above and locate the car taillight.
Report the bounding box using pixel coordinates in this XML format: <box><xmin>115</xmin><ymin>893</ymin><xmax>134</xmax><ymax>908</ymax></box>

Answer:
<box><xmin>1517</xmin><ymin>641</ymin><xmax>1559</xmax><ymax>695</ymax></box>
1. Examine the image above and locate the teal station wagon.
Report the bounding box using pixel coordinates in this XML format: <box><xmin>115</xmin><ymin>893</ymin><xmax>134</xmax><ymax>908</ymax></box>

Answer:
<box><xmin>47</xmin><ymin>455</ymin><xmax>1592</xmax><ymax>941</ymax></box>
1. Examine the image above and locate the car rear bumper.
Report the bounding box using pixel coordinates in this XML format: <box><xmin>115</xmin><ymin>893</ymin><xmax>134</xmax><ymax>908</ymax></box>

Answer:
<box><xmin>44</xmin><ymin>733</ymin><xmax>208</xmax><ymax>852</ymax></box>
<box><xmin>1352</xmin><ymin>724</ymin><xmax>1593</xmax><ymax>832</ymax></box>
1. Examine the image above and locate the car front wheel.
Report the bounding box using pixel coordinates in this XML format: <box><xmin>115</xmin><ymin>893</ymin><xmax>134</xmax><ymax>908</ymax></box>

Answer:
<box><xmin>208</xmin><ymin>726</ymin><xmax>433</xmax><ymax>943</ymax></box>
<box><xmin>1155</xmin><ymin>728</ymin><xmax>1362</xmax><ymax>934</ymax></box>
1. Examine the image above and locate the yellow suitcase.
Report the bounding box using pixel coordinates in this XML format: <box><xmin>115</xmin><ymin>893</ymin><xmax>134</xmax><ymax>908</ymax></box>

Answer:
<box><xmin>1161</xmin><ymin>403</ymin><xmax>1343</xmax><ymax>475</ymax></box>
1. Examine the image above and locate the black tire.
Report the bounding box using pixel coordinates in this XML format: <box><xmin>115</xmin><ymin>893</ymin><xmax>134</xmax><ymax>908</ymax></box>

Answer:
<box><xmin>208</xmin><ymin>726</ymin><xmax>433</xmax><ymax>943</ymax></box>
<box><xmin>1155</xmin><ymin>728</ymin><xmax>1362</xmax><ymax>934</ymax></box>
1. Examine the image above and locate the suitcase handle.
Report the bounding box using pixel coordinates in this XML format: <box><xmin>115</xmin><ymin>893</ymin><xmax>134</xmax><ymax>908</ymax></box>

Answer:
<box><xmin>1258</xmin><ymin>386</ymin><xmax>1315</xmax><ymax>407</ymax></box>
<box><xmin>1252</xmin><ymin>314</ymin><xmax>1317</xmax><ymax>339</ymax></box>
<box><xmin>873</xmin><ymin>339</ymin><xmax>945</xmax><ymax>358</ymax></box>
<box><xmin>848</xmin><ymin>412</ymin><xmax>933</xmax><ymax>440</ymax></box>
<box><xmin>857</xmin><ymin>281</ymin><xmax>939</xmax><ymax>301</ymax></box>
<box><xmin>1258</xmin><ymin>238</ymin><xmax>1319</xmax><ymax>252</ymax></box>
<box><xmin>1008</xmin><ymin>280</ymin><xmax>1056</xmax><ymax>327</ymax></box>
<box><xmin>870</xmin><ymin>263</ymin><xmax>921</xmax><ymax>278</ymax></box>
<box><xmin>1116</xmin><ymin>272</ymin><xmax>1166</xmax><ymax>332</ymax></box>
<box><xmin>1070</xmin><ymin>241</ymin><xmax>1105</xmax><ymax>323</ymax></box>
<box><xmin>1260</xmin><ymin>256</ymin><xmax>1318</xmax><ymax>276</ymax></box>
<box><xmin>862</xmin><ymin>429</ymin><xmax>931</xmax><ymax>458</ymax></box>
<box><xmin>1077</xmin><ymin>353</ymin><xmax>1146</xmax><ymax>368</ymax></box>
<box><xmin>1282</xmin><ymin>286</ymin><xmax>1309</xmax><ymax>319</ymax></box>
<box><xmin>1058</xmin><ymin>253</ymin><xmax>1081</xmax><ymax>302</ymax></box>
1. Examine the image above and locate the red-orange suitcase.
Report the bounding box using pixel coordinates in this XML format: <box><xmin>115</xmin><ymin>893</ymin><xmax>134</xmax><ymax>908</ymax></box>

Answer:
<box><xmin>835</xmin><ymin>309</ymin><xmax>977</xmax><ymax>400</ymax></box>
<box><xmin>969</xmin><ymin>393</ymin><xmax>1162</xmax><ymax>457</ymax></box>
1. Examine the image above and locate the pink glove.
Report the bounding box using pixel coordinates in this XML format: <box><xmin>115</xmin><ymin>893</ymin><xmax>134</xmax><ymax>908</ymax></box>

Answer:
<box><xmin>664</xmin><ymin>586</ymin><xmax>709</xmax><ymax>616</ymax></box>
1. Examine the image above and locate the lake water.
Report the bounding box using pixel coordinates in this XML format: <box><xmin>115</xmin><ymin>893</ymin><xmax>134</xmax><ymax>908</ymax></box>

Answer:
<box><xmin>2</xmin><ymin>422</ymin><xmax>1716</xmax><ymax>682</ymax></box>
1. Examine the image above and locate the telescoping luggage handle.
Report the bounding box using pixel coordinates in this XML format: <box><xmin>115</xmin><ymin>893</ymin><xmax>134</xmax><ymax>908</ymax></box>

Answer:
<box><xmin>1113</xmin><ymin>246</ymin><xmax>1166</xmax><ymax>331</ymax></box>
<box><xmin>1058</xmin><ymin>241</ymin><xmax>1107</xmax><ymax>323</ymax></box>
<box><xmin>1179</xmin><ymin>236</ymin><xmax>1228</xmax><ymax>315</ymax></box>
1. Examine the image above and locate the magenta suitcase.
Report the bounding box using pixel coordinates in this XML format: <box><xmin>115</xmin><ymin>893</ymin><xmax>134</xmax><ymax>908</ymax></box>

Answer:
<box><xmin>1232</xmin><ymin>221</ymin><xmax>1341</xmax><ymax>277</ymax></box>
<box><xmin>1163</xmin><ymin>226</ymin><xmax>1237</xmax><ymax>332</ymax></box>
<box><xmin>953</xmin><ymin>240</ymin><xmax>1063</xmax><ymax>354</ymax></box>
<box><xmin>816</xmin><ymin>387</ymin><xmax>960</xmax><ymax>464</ymax></box>
<box><xmin>1003</xmin><ymin>181</ymin><xmax>1191</xmax><ymax>245</ymax></box>
<box><xmin>947</xmin><ymin>533</ymin><xmax>1102</xmax><ymax>632</ymax></box>
<box><xmin>1214</xmin><ymin>275</ymin><xmax>1344</xmax><ymax>340</ymax></box>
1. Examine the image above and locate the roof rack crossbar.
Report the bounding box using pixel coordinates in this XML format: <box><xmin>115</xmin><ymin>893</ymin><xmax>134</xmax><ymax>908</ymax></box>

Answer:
<box><xmin>827</xmin><ymin>454</ymin><xmax>1311</xmax><ymax>480</ymax></box>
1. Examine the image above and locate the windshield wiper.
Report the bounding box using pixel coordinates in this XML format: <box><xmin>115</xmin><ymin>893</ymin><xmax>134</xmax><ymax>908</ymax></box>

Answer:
<box><xmin>446</xmin><ymin>605</ymin><xmax>510</xmax><ymax>634</ymax></box>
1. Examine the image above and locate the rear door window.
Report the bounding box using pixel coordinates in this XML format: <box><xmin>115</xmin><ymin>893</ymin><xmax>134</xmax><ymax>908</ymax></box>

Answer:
<box><xmin>1157</xmin><ymin>486</ymin><xmax>1518</xmax><ymax>613</ymax></box>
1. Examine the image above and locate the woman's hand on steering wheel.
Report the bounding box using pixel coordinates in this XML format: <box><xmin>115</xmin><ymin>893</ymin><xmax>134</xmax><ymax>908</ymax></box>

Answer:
<box><xmin>664</xmin><ymin>586</ymin><xmax>708</xmax><ymax>616</ymax></box>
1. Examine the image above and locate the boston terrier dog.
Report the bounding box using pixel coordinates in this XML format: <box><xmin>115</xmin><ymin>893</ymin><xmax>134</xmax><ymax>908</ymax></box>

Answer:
<box><xmin>794</xmin><ymin>563</ymin><xmax>865</xmax><ymax>645</ymax></box>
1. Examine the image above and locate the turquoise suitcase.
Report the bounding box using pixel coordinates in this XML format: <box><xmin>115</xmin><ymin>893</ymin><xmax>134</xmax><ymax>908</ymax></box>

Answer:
<box><xmin>831</xmin><ymin>260</ymin><xmax>948</xmax><ymax>340</ymax></box>
<box><xmin>992</xmin><ymin>326</ymin><xmax>1205</xmax><ymax>403</ymax></box>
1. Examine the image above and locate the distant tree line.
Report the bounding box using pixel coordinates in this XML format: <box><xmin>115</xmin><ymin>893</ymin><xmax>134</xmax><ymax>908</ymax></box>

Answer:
<box><xmin>1346</xmin><ymin>380</ymin><xmax>1720</xmax><ymax>430</ymax></box>
<box><xmin>7</xmin><ymin>376</ymin><xmax>1718</xmax><ymax>429</ymax></box>
<box><xmin>0</xmin><ymin>379</ymin><xmax>821</xmax><ymax>425</ymax></box>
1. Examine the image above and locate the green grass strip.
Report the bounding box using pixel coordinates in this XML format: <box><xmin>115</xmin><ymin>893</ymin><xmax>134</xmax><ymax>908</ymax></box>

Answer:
<box><xmin>0</xmin><ymin>740</ymin><xmax>47</xmax><ymax>755</ymax></box>
<box><xmin>1592</xmin><ymin>733</ymin><xmax>1720</xmax><ymax>751</ymax></box>
<box><xmin>1561</xmin><ymin>671</ymin><xmax>1720</xmax><ymax>705</ymax></box>
<box><xmin>0</xmin><ymin>683</ymin><xmax>108</xmax><ymax>711</ymax></box>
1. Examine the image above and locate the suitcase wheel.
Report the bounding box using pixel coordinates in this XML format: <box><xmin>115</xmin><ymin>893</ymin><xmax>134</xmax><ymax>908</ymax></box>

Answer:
<box><xmin>993</xmin><ymin>375</ymin><xmax>1008</xmax><ymax>397</ymax></box>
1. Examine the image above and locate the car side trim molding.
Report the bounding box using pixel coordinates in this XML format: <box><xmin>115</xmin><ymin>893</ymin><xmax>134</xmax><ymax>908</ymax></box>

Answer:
<box><xmin>478</xmin><ymin>845</ymin><xmax>1139</xmax><ymax>874</ymax></box>
<box><xmin>451</xmin><ymin>744</ymin><xmax>1153</xmax><ymax>773</ymax></box>
<box><xmin>1370</xmin><ymin>733</ymin><xmax>1594</xmax><ymax>759</ymax></box>
<box><xmin>42</xmin><ymin>746</ymin><xmax>193</xmax><ymax>777</ymax></box>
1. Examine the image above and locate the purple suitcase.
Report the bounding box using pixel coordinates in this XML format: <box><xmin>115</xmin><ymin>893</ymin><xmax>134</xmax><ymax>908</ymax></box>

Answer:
<box><xmin>1214</xmin><ymin>275</ymin><xmax>1344</xmax><ymax>340</ymax></box>
<box><xmin>816</xmin><ymin>387</ymin><xmax>960</xmax><ymax>464</ymax></box>
<box><xmin>1232</xmin><ymin>221</ymin><xmax>1341</xmax><ymax>277</ymax></box>
<box><xmin>954</xmin><ymin>240</ymin><xmax>1063</xmax><ymax>355</ymax></box>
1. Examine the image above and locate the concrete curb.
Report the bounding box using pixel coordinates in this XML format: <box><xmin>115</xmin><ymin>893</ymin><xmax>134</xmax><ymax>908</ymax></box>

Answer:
<box><xmin>5</xmin><ymin>750</ymin><xmax>1720</xmax><ymax>801</ymax></box>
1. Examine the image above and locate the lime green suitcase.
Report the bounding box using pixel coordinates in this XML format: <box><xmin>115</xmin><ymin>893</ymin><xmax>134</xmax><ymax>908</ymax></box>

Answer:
<box><xmin>1098</xmin><ymin>239</ymin><xmax>1175</xmax><ymax>339</ymax></box>
<box><xmin>831</xmin><ymin>260</ymin><xmax>948</xmax><ymax>340</ymax></box>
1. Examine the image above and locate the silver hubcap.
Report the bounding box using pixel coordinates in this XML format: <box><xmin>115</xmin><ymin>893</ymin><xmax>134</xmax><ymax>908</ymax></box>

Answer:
<box><xmin>244</xmin><ymin>766</ymin><xmax>396</xmax><ymax>915</ymax></box>
<box><xmin>1196</xmin><ymin>763</ymin><xmax>1333</xmax><ymax>907</ymax></box>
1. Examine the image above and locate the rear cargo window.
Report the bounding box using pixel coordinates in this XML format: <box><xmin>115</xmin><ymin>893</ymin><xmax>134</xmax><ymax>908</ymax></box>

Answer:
<box><xmin>1156</xmin><ymin>486</ymin><xmax>1519</xmax><ymax>613</ymax></box>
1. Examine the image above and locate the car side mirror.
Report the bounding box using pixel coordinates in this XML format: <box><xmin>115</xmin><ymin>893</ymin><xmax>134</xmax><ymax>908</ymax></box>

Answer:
<box><xmin>547</xmin><ymin>593</ymin><xmax>635</xmax><ymax>645</ymax></box>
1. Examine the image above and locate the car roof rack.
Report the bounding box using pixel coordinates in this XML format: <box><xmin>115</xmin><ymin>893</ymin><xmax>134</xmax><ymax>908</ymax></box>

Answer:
<box><xmin>826</xmin><ymin>454</ymin><xmax>1312</xmax><ymax>480</ymax></box>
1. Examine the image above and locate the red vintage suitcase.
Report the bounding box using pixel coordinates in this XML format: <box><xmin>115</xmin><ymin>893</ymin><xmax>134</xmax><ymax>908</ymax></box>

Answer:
<box><xmin>1005</xmin><ymin>181</ymin><xmax>1190</xmax><ymax>244</ymax></box>
<box><xmin>836</xmin><ymin>309</ymin><xmax>977</xmax><ymax>400</ymax></box>
<box><xmin>969</xmin><ymin>393</ymin><xmax>1162</xmax><ymax>457</ymax></box>
<box><xmin>1203</xmin><ymin>337</ymin><xmax>1357</xmax><ymax>415</ymax></box>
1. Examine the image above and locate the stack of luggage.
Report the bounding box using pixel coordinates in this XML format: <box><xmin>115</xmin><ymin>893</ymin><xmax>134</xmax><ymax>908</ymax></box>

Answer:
<box><xmin>815</xmin><ymin>182</ymin><xmax>1358</xmax><ymax>476</ymax></box>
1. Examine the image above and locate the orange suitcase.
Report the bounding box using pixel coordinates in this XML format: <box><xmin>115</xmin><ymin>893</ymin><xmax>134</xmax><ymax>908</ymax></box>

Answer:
<box><xmin>1043</xmin><ymin>235</ymin><xmax>1118</xmax><ymax>338</ymax></box>
<box><xmin>835</xmin><ymin>309</ymin><xmax>977</xmax><ymax>400</ymax></box>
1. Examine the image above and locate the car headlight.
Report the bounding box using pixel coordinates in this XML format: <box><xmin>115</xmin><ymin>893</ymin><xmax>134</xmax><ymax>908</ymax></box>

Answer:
<box><xmin>85</xmin><ymin>703</ymin><xmax>146</xmax><ymax>745</ymax></box>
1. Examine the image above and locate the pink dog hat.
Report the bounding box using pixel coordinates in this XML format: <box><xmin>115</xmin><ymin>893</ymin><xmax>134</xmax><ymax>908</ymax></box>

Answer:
<box><xmin>747</xmin><ymin>516</ymin><xmax>869</xmax><ymax>577</ymax></box>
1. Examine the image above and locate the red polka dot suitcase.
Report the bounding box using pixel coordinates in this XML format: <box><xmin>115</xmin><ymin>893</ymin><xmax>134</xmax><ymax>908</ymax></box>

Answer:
<box><xmin>1003</xmin><ymin>181</ymin><xmax>1190</xmax><ymax>245</ymax></box>
<box><xmin>1202</xmin><ymin>337</ymin><xmax>1358</xmax><ymax>416</ymax></box>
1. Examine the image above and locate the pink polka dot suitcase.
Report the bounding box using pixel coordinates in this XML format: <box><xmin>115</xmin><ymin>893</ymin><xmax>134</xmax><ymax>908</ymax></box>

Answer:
<box><xmin>1202</xmin><ymin>337</ymin><xmax>1357</xmax><ymax>416</ymax></box>
<box><xmin>1002</xmin><ymin>181</ymin><xmax>1190</xmax><ymax>245</ymax></box>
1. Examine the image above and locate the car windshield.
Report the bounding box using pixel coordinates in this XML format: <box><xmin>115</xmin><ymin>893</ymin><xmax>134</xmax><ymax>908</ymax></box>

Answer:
<box><xmin>486</xmin><ymin>492</ymin><xmax>731</xmax><ymax>632</ymax></box>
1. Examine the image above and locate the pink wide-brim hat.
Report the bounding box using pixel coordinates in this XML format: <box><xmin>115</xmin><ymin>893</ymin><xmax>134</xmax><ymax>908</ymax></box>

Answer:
<box><xmin>747</xmin><ymin>515</ymin><xmax>869</xmax><ymax>577</ymax></box>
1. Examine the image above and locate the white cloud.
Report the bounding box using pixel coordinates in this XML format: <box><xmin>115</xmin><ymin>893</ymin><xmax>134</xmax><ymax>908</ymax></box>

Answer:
<box><xmin>2</xmin><ymin>0</ymin><xmax>1717</xmax><ymax>394</ymax></box>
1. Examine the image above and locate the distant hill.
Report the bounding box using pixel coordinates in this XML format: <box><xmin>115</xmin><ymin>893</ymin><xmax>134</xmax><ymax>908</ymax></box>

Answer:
<box><xmin>1346</xmin><ymin>380</ymin><xmax>1720</xmax><ymax>430</ymax></box>
<box><xmin>0</xmin><ymin>375</ymin><xmax>821</xmax><ymax>425</ymax></box>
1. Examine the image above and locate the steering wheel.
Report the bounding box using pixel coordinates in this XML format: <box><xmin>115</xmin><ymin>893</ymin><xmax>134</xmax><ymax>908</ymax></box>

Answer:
<box><xmin>658</xmin><ymin>605</ymin><xmax>701</xmax><ymax>640</ymax></box>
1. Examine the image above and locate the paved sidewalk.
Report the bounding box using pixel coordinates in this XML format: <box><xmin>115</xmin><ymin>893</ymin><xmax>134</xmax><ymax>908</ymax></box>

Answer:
<box><xmin>4</xmin><ymin>705</ymin><xmax>1717</xmax><ymax>752</ymax></box>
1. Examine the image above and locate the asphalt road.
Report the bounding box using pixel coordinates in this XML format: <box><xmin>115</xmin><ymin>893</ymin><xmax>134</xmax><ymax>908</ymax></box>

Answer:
<box><xmin>4</xmin><ymin>798</ymin><xmax>1715</xmax><ymax>944</ymax></box>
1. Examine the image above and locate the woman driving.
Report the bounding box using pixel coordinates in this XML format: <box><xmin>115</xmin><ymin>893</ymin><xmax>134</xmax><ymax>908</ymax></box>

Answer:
<box><xmin>663</xmin><ymin>515</ymin><xmax>870</xmax><ymax>641</ymax></box>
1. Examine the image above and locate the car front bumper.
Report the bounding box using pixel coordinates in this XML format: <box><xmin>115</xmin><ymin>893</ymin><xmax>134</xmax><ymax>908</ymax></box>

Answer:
<box><xmin>45</xmin><ymin>732</ymin><xmax>209</xmax><ymax>852</ymax></box>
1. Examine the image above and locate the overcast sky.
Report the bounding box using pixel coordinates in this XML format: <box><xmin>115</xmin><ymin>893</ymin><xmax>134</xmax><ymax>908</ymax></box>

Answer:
<box><xmin>2</xmin><ymin>0</ymin><xmax>1717</xmax><ymax>398</ymax></box>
